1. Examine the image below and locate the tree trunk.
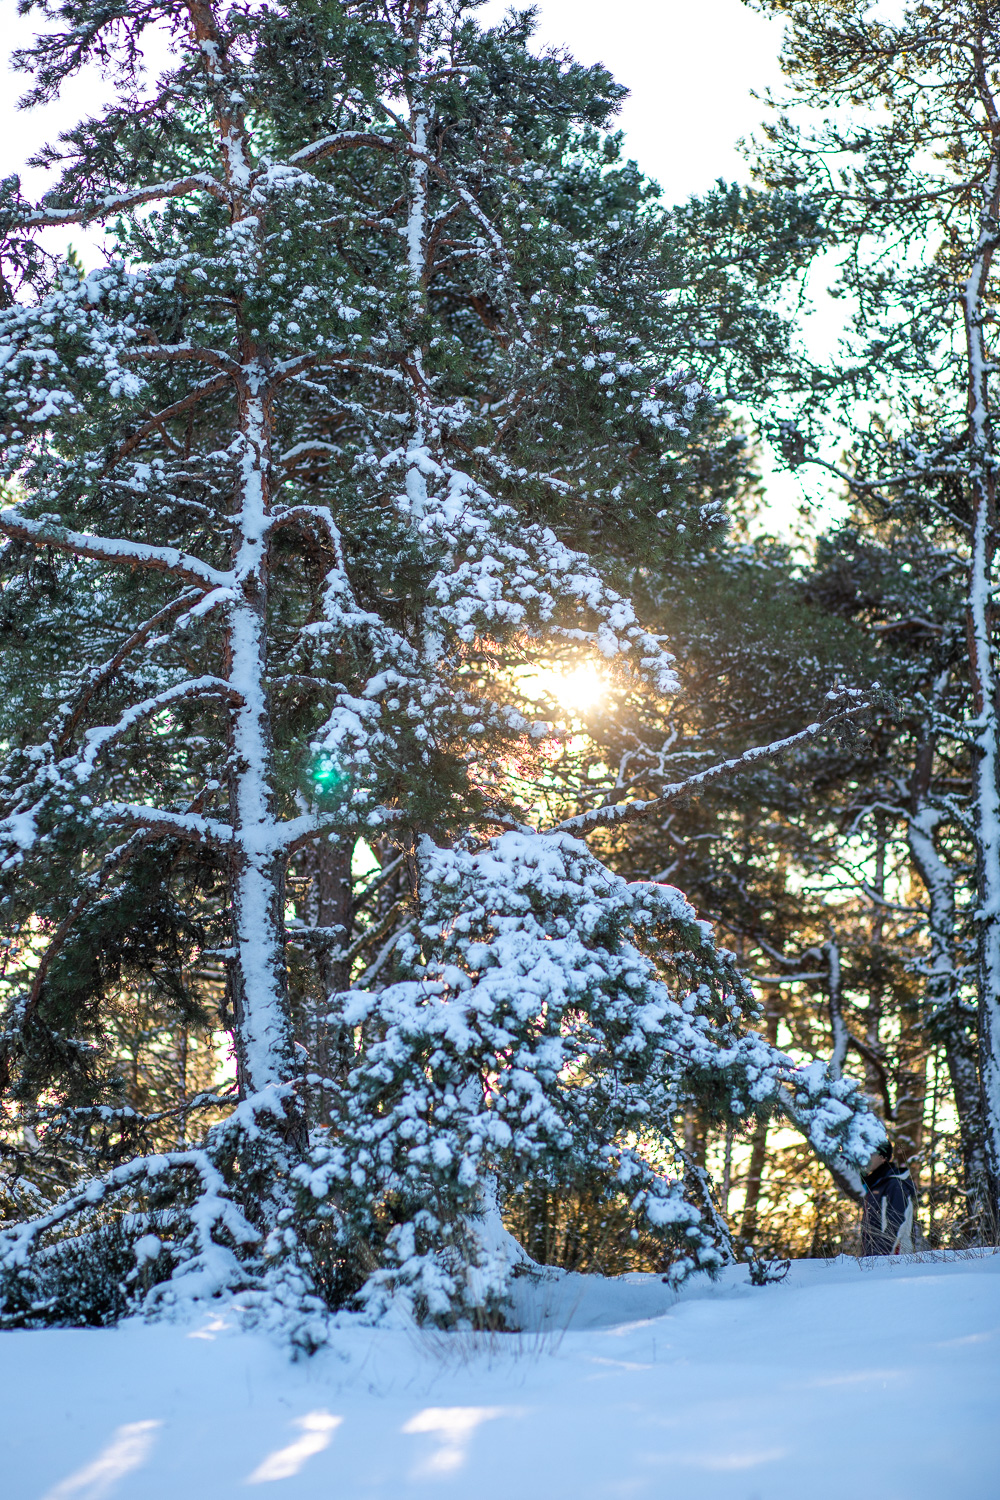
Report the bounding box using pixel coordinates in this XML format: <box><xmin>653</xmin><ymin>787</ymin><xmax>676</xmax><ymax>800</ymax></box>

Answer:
<box><xmin>894</xmin><ymin>1001</ymin><xmax>927</xmax><ymax>1168</ymax></box>
<box><xmin>962</xmin><ymin>109</ymin><xmax>1000</xmax><ymax>1213</ymax></box>
<box><xmin>302</xmin><ymin>837</ymin><xmax>355</xmax><ymax>1114</ymax></box>
<box><xmin>908</xmin><ymin>768</ymin><xmax>988</xmax><ymax>1192</ymax></box>
<box><xmin>225</xmin><ymin>381</ymin><xmax>300</xmax><ymax>1122</ymax></box>
<box><xmin>740</xmin><ymin>1001</ymin><xmax>779</xmax><ymax>1242</ymax></box>
<box><xmin>186</xmin><ymin>0</ymin><xmax>301</xmax><ymax>1128</ymax></box>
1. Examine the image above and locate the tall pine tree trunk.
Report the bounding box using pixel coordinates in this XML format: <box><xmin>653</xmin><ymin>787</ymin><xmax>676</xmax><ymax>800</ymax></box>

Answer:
<box><xmin>192</xmin><ymin>0</ymin><xmax>298</xmax><ymax>1120</ymax></box>
<box><xmin>962</xmin><ymin>105</ymin><xmax>1000</xmax><ymax>1215</ymax></box>
<box><xmin>226</xmin><ymin>388</ymin><xmax>293</xmax><ymax>1095</ymax></box>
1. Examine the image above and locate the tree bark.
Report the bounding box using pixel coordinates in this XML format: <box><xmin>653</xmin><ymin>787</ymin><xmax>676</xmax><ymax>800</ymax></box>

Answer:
<box><xmin>908</xmin><ymin>740</ymin><xmax>988</xmax><ymax>1191</ymax></box>
<box><xmin>961</xmin><ymin>66</ymin><xmax>1000</xmax><ymax>1210</ymax></box>
<box><xmin>740</xmin><ymin>1001</ymin><xmax>780</xmax><ymax>1242</ymax></box>
<box><xmin>188</xmin><ymin>0</ymin><xmax>301</xmax><ymax>1135</ymax></box>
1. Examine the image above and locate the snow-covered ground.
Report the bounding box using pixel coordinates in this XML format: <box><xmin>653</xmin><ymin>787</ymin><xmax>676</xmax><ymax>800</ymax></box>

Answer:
<box><xmin>6</xmin><ymin>1251</ymin><xmax>997</xmax><ymax>1500</ymax></box>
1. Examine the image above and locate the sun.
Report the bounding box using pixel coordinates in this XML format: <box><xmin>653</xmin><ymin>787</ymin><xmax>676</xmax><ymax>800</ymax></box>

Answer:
<box><xmin>518</xmin><ymin>661</ymin><xmax>609</xmax><ymax>717</ymax></box>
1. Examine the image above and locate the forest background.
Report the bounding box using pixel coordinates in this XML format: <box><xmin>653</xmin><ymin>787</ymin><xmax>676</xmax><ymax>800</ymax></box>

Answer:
<box><xmin>0</xmin><ymin>0</ymin><xmax>995</xmax><ymax>1336</ymax></box>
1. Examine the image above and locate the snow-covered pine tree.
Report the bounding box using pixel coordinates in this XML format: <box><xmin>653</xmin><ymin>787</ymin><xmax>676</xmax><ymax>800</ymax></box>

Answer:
<box><xmin>0</xmin><ymin>0</ymin><xmax>882</xmax><ymax>1331</ymax></box>
<box><xmin>305</xmin><ymin>828</ymin><xmax>883</xmax><ymax>1321</ymax></box>
<box><xmin>754</xmin><ymin>0</ymin><xmax>1000</xmax><ymax>1225</ymax></box>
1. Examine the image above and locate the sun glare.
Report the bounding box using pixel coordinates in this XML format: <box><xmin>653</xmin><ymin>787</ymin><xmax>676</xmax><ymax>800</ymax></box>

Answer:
<box><xmin>521</xmin><ymin>662</ymin><xmax>609</xmax><ymax>717</ymax></box>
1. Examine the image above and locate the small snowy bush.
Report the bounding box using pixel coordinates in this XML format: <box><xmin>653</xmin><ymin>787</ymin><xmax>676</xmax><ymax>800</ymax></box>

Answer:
<box><xmin>296</xmin><ymin>832</ymin><xmax>880</xmax><ymax>1322</ymax></box>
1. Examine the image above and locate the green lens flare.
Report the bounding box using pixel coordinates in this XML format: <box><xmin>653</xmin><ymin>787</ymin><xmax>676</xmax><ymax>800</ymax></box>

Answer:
<box><xmin>311</xmin><ymin>756</ymin><xmax>346</xmax><ymax>793</ymax></box>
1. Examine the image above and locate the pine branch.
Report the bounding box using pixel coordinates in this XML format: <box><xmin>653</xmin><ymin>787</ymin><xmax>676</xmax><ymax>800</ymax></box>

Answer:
<box><xmin>549</xmin><ymin>696</ymin><xmax>872</xmax><ymax>835</ymax></box>
<box><xmin>71</xmin><ymin>676</ymin><xmax>241</xmax><ymax>783</ymax></box>
<box><xmin>57</xmin><ymin>590</ymin><xmax>205</xmax><ymax>748</ymax></box>
<box><xmin>110</xmin><ymin>375</ymin><xmax>232</xmax><ymax>471</ymax></box>
<box><xmin>15</xmin><ymin>173</ymin><xmax>228</xmax><ymax>229</ymax></box>
<box><xmin>121</xmin><ymin>342</ymin><xmax>241</xmax><ymax>378</ymax></box>
<box><xmin>286</xmin><ymin>131</ymin><xmax>400</xmax><ymax>167</ymax></box>
<box><xmin>99</xmin><ymin>805</ymin><xmax>234</xmax><ymax>848</ymax></box>
<box><xmin>0</xmin><ymin>509</ymin><xmax>233</xmax><ymax>590</ymax></box>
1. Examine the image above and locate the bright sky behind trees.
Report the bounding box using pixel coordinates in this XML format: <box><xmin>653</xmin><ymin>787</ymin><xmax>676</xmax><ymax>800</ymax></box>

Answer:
<box><xmin>477</xmin><ymin>0</ymin><xmax>826</xmax><ymax>534</ymax></box>
<box><xmin>478</xmin><ymin>0</ymin><xmax>788</xmax><ymax>201</ymax></box>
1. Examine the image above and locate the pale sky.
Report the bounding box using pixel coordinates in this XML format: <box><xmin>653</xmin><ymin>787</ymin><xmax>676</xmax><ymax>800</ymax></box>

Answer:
<box><xmin>478</xmin><ymin>0</ymin><xmax>787</xmax><ymax>201</ymax></box>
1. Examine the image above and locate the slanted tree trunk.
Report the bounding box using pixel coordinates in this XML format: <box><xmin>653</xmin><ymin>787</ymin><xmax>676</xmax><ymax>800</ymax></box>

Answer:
<box><xmin>824</xmin><ymin>940</ymin><xmax>865</xmax><ymax>1205</ymax></box>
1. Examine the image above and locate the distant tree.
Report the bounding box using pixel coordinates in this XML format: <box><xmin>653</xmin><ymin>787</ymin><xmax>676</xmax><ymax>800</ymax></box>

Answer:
<box><xmin>752</xmin><ymin>0</ymin><xmax>1000</xmax><ymax>1223</ymax></box>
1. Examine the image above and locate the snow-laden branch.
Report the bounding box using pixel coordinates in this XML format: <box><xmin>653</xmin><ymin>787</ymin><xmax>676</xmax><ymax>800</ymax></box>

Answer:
<box><xmin>120</xmin><ymin>342</ymin><xmax>241</xmax><ymax>378</ymax></box>
<box><xmin>0</xmin><ymin>1147</ymin><xmax>248</xmax><ymax>1263</ymax></box>
<box><xmin>57</xmin><ymin>590</ymin><xmax>204</xmax><ymax>747</ymax></box>
<box><xmin>549</xmin><ymin>695</ymin><xmax>872</xmax><ymax>835</ymax></box>
<box><xmin>0</xmin><ymin>1142</ymin><xmax>260</xmax><ymax>1311</ymax></box>
<box><xmin>100</xmin><ymin>804</ymin><xmax>235</xmax><ymax>848</ymax></box>
<box><xmin>12</xmin><ymin>173</ymin><xmax>227</xmax><ymax>230</ymax></box>
<box><xmin>277</xmin><ymin>441</ymin><xmax>341</xmax><ymax>468</ymax></box>
<box><xmin>797</xmin><ymin>452</ymin><xmax>973</xmax><ymax>539</ymax></box>
<box><xmin>14</xmin><ymin>1089</ymin><xmax>232</xmax><ymax>1132</ymax></box>
<box><xmin>266</xmin><ymin>503</ymin><xmax>345</xmax><ymax>565</ymax></box>
<box><xmin>273</xmin><ymin>352</ymin><xmax>407</xmax><ymax>387</ymax></box>
<box><xmin>0</xmin><ymin>508</ymin><xmax>234</xmax><ymax>590</ymax></box>
<box><xmin>69</xmin><ymin>676</ymin><xmax>241</xmax><ymax>784</ymax></box>
<box><xmin>286</xmin><ymin>130</ymin><xmax>400</xmax><ymax>167</ymax></box>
